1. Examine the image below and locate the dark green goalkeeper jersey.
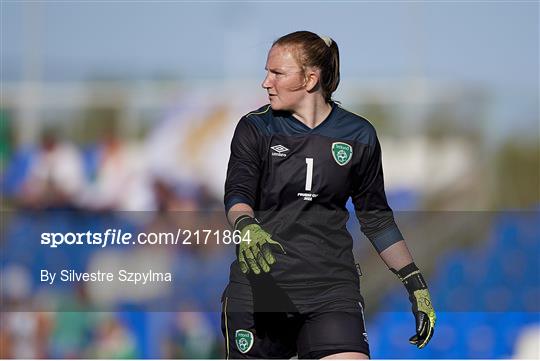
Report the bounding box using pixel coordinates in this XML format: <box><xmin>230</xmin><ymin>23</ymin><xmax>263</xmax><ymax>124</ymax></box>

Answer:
<box><xmin>224</xmin><ymin>102</ymin><xmax>403</xmax><ymax>304</ymax></box>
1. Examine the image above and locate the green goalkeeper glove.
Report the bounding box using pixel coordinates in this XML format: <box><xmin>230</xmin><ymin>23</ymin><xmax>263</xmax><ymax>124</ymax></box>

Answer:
<box><xmin>234</xmin><ymin>215</ymin><xmax>285</xmax><ymax>275</ymax></box>
<box><xmin>392</xmin><ymin>263</ymin><xmax>436</xmax><ymax>349</ymax></box>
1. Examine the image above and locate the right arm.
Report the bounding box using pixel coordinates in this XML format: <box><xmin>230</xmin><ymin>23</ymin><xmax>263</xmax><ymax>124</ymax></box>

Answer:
<box><xmin>227</xmin><ymin>203</ymin><xmax>254</xmax><ymax>228</ymax></box>
<box><xmin>223</xmin><ymin>116</ymin><xmax>284</xmax><ymax>274</ymax></box>
<box><xmin>224</xmin><ymin>116</ymin><xmax>262</xmax><ymax>222</ymax></box>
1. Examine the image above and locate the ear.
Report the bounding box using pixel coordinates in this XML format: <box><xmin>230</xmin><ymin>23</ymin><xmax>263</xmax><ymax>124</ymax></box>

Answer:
<box><xmin>303</xmin><ymin>68</ymin><xmax>320</xmax><ymax>92</ymax></box>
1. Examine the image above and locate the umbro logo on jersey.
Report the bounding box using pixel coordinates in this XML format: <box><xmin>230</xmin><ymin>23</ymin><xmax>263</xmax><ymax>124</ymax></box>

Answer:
<box><xmin>271</xmin><ymin>145</ymin><xmax>289</xmax><ymax>157</ymax></box>
<box><xmin>271</xmin><ymin>145</ymin><xmax>289</xmax><ymax>153</ymax></box>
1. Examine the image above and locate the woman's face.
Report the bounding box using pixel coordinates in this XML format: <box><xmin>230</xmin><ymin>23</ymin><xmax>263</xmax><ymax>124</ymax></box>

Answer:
<box><xmin>261</xmin><ymin>45</ymin><xmax>307</xmax><ymax>111</ymax></box>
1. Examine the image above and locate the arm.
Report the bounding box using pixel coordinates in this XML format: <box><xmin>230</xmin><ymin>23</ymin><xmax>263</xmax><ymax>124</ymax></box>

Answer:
<box><xmin>351</xmin><ymin>136</ymin><xmax>403</xmax><ymax>253</ymax></box>
<box><xmin>224</xmin><ymin>118</ymin><xmax>284</xmax><ymax>275</ymax></box>
<box><xmin>227</xmin><ymin>202</ymin><xmax>254</xmax><ymax>227</ymax></box>
<box><xmin>379</xmin><ymin>240</ymin><xmax>413</xmax><ymax>270</ymax></box>
<box><xmin>224</xmin><ymin>117</ymin><xmax>262</xmax><ymax>217</ymax></box>
<box><xmin>351</xmin><ymin>134</ymin><xmax>436</xmax><ymax>348</ymax></box>
<box><xmin>381</xmin><ymin>241</ymin><xmax>436</xmax><ymax>349</ymax></box>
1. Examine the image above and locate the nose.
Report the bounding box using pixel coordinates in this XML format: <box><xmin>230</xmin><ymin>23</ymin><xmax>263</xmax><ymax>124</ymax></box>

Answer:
<box><xmin>261</xmin><ymin>72</ymin><xmax>272</xmax><ymax>90</ymax></box>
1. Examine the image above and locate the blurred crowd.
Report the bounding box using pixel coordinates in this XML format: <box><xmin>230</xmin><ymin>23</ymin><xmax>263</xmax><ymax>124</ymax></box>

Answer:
<box><xmin>3</xmin><ymin>128</ymin><xmax>222</xmax><ymax>212</ymax></box>
<box><xmin>0</xmin><ymin>310</ymin><xmax>224</xmax><ymax>358</ymax></box>
<box><xmin>1</xmin><ymin>125</ymin><xmax>230</xmax><ymax>358</ymax></box>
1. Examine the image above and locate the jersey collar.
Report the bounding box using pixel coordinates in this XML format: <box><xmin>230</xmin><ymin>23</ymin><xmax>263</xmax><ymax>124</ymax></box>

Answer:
<box><xmin>284</xmin><ymin>101</ymin><xmax>338</xmax><ymax>134</ymax></box>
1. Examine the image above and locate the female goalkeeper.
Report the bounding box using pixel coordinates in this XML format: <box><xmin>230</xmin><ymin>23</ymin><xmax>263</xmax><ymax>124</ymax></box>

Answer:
<box><xmin>222</xmin><ymin>30</ymin><xmax>436</xmax><ymax>359</ymax></box>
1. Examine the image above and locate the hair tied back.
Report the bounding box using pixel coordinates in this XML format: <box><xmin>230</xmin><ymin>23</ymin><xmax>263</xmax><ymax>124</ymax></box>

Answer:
<box><xmin>319</xmin><ymin>35</ymin><xmax>333</xmax><ymax>47</ymax></box>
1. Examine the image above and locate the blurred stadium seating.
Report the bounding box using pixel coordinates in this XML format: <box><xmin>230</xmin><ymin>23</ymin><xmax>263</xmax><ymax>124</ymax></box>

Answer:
<box><xmin>369</xmin><ymin>210</ymin><xmax>540</xmax><ymax>358</ymax></box>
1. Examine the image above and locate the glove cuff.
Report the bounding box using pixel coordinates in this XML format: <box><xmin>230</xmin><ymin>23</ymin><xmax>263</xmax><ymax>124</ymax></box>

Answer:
<box><xmin>234</xmin><ymin>215</ymin><xmax>259</xmax><ymax>232</ymax></box>
<box><xmin>391</xmin><ymin>262</ymin><xmax>427</xmax><ymax>295</ymax></box>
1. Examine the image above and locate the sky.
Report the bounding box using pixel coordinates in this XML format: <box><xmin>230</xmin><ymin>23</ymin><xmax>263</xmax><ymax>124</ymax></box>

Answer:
<box><xmin>1</xmin><ymin>1</ymin><xmax>538</xmax><ymax>140</ymax></box>
<box><xmin>2</xmin><ymin>2</ymin><xmax>538</xmax><ymax>86</ymax></box>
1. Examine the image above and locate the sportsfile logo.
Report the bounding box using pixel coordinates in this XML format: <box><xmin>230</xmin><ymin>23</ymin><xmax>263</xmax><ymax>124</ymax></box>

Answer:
<box><xmin>271</xmin><ymin>145</ymin><xmax>289</xmax><ymax>157</ymax></box>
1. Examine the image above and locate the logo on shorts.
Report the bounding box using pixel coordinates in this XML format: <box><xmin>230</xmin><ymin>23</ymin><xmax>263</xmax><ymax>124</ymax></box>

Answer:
<box><xmin>331</xmin><ymin>142</ymin><xmax>353</xmax><ymax>166</ymax></box>
<box><xmin>235</xmin><ymin>329</ymin><xmax>254</xmax><ymax>354</ymax></box>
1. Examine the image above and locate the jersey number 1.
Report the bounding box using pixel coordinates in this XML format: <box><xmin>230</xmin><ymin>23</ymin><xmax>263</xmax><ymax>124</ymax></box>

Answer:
<box><xmin>305</xmin><ymin>158</ymin><xmax>313</xmax><ymax>191</ymax></box>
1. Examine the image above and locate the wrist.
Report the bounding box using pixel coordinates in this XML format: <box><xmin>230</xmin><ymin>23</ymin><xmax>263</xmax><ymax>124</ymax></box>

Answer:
<box><xmin>391</xmin><ymin>262</ymin><xmax>427</xmax><ymax>295</ymax></box>
<box><xmin>234</xmin><ymin>215</ymin><xmax>259</xmax><ymax>232</ymax></box>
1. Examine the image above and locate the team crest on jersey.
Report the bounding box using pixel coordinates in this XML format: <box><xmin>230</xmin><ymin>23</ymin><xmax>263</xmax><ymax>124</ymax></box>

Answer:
<box><xmin>235</xmin><ymin>329</ymin><xmax>254</xmax><ymax>354</ymax></box>
<box><xmin>331</xmin><ymin>142</ymin><xmax>353</xmax><ymax>166</ymax></box>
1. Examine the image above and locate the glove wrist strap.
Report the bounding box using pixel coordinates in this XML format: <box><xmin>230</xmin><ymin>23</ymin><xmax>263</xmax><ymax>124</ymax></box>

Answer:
<box><xmin>391</xmin><ymin>262</ymin><xmax>427</xmax><ymax>294</ymax></box>
<box><xmin>234</xmin><ymin>215</ymin><xmax>258</xmax><ymax>232</ymax></box>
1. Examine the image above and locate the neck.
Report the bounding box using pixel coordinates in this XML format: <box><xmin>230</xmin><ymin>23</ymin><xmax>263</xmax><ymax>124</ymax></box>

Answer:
<box><xmin>291</xmin><ymin>96</ymin><xmax>332</xmax><ymax>129</ymax></box>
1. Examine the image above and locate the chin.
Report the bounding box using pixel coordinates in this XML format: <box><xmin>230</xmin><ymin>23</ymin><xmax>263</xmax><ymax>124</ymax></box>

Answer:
<box><xmin>269</xmin><ymin>100</ymin><xmax>286</xmax><ymax>111</ymax></box>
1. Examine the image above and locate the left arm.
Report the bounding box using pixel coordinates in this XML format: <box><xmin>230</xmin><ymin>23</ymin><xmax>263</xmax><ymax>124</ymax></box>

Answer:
<box><xmin>379</xmin><ymin>240</ymin><xmax>413</xmax><ymax>270</ymax></box>
<box><xmin>351</xmin><ymin>133</ymin><xmax>436</xmax><ymax>349</ymax></box>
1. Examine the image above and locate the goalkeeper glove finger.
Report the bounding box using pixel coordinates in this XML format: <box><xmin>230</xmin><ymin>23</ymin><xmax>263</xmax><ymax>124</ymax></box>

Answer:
<box><xmin>409</xmin><ymin>289</ymin><xmax>435</xmax><ymax>348</ymax></box>
<box><xmin>241</xmin><ymin>246</ymin><xmax>261</xmax><ymax>274</ymax></box>
<box><xmin>392</xmin><ymin>263</ymin><xmax>436</xmax><ymax>349</ymax></box>
<box><xmin>235</xmin><ymin>216</ymin><xmax>285</xmax><ymax>275</ymax></box>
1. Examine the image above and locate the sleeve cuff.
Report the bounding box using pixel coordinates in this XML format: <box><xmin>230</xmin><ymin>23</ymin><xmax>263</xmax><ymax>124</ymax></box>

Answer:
<box><xmin>224</xmin><ymin>195</ymin><xmax>254</xmax><ymax>214</ymax></box>
<box><xmin>370</xmin><ymin>223</ymin><xmax>404</xmax><ymax>253</ymax></box>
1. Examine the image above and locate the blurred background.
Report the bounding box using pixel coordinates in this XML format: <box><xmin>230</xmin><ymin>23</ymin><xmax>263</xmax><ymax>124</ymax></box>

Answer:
<box><xmin>1</xmin><ymin>1</ymin><xmax>539</xmax><ymax>359</ymax></box>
